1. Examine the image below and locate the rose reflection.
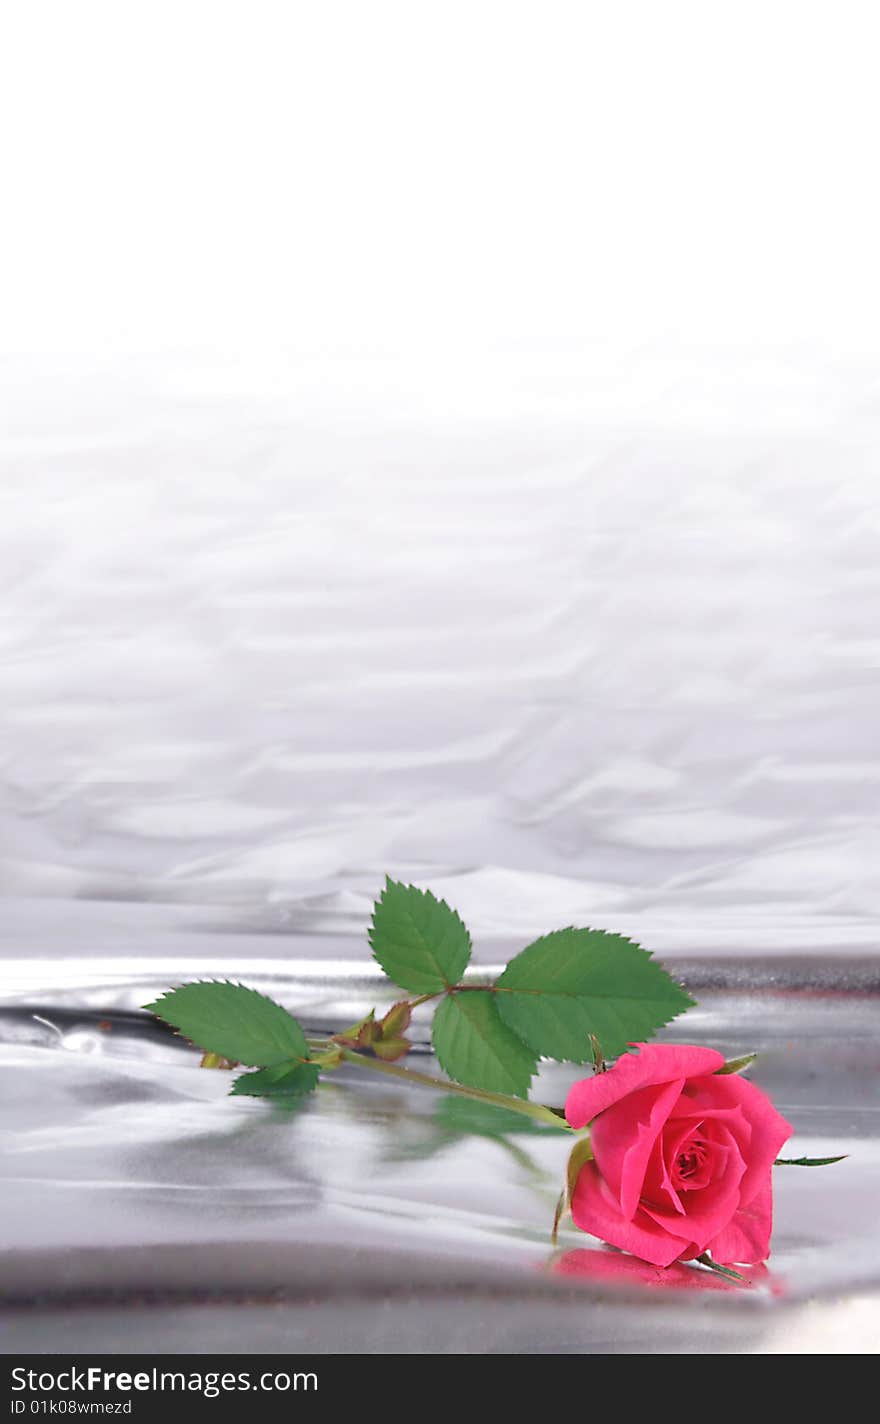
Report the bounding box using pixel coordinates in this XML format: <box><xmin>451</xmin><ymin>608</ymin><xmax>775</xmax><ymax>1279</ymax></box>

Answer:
<box><xmin>553</xmin><ymin>1247</ymin><xmax>771</xmax><ymax>1292</ymax></box>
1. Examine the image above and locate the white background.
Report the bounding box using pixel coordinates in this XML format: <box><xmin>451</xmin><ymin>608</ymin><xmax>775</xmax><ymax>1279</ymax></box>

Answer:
<box><xmin>1</xmin><ymin>2</ymin><xmax>878</xmax><ymax>953</ymax></box>
<box><xmin>3</xmin><ymin>0</ymin><xmax>880</xmax><ymax>356</ymax></box>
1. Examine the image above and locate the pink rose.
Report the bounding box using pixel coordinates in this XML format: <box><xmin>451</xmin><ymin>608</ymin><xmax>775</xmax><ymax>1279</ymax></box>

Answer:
<box><xmin>564</xmin><ymin>1043</ymin><xmax>792</xmax><ymax>1268</ymax></box>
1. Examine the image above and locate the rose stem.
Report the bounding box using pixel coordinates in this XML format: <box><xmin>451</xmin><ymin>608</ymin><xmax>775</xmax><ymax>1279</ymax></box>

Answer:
<box><xmin>334</xmin><ymin>1046</ymin><xmax>571</xmax><ymax>1130</ymax></box>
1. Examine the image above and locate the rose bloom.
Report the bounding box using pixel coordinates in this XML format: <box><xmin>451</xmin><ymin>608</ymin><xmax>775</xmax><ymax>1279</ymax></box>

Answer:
<box><xmin>565</xmin><ymin>1043</ymin><xmax>792</xmax><ymax>1267</ymax></box>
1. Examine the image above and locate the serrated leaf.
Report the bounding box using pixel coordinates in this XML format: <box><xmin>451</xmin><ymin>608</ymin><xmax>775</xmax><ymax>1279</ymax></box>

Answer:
<box><xmin>369</xmin><ymin>877</ymin><xmax>472</xmax><ymax>993</ymax></box>
<box><xmin>230</xmin><ymin>1061</ymin><xmax>320</xmax><ymax>1098</ymax></box>
<box><xmin>715</xmin><ymin>1053</ymin><xmax>757</xmax><ymax>1075</ymax></box>
<box><xmin>774</xmin><ymin>1154</ymin><xmax>848</xmax><ymax>1167</ymax></box>
<box><xmin>495</xmin><ymin>928</ymin><xmax>694</xmax><ymax>1063</ymax></box>
<box><xmin>144</xmin><ymin>981</ymin><xmax>310</xmax><ymax>1068</ymax></box>
<box><xmin>431</xmin><ymin>990</ymin><xmax>537</xmax><ymax>1098</ymax></box>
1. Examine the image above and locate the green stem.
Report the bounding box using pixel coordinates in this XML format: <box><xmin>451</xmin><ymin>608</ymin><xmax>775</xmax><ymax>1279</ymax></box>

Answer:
<box><xmin>407</xmin><ymin>991</ymin><xmax>441</xmax><ymax>1009</ymax></box>
<box><xmin>337</xmin><ymin>1047</ymin><xmax>571</xmax><ymax>1130</ymax></box>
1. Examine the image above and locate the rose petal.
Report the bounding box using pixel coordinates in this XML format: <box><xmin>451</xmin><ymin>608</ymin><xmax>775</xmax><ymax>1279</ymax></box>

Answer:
<box><xmin>643</xmin><ymin>1132</ymin><xmax>687</xmax><ymax>1214</ymax></box>
<box><xmin>667</xmin><ymin>1123</ymin><xmax>722</xmax><ymax>1192</ymax></box>
<box><xmin>647</xmin><ymin>1117</ymin><xmax>728</xmax><ymax>1207</ymax></box>
<box><xmin>590</xmin><ymin>1078</ymin><xmax>685</xmax><ymax>1219</ymax></box>
<box><xmin>565</xmin><ymin>1044</ymin><xmax>726</xmax><ymax>1130</ymax></box>
<box><xmin>570</xmin><ymin>1160</ymin><xmax>689</xmax><ymax>1267</ymax></box>
<box><xmin>707</xmin><ymin>1176</ymin><xmax>774</xmax><ymax>1265</ymax></box>
<box><xmin>696</xmin><ymin>1074</ymin><xmax>792</xmax><ymax>1208</ymax></box>
<box><xmin>664</xmin><ymin>1098</ymin><xmax>753</xmax><ymax>1174</ymax></box>
<box><xmin>640</xmin><ymin>1123</ymin><xmax>748</xmax><ymax>1253</ymax></box>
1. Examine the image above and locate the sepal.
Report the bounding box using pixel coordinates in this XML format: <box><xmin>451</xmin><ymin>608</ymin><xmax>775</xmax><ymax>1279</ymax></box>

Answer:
<box><xmin>551</xmin><ymin>1133</ymin><xmax>594</xmax><ymax>1245</ymax></box>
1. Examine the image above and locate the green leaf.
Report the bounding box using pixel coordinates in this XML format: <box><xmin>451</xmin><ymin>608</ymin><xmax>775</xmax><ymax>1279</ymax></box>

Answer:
<box><xmin>495</xmin><ymin>928</ymin><xmax>694</xmax><ymax>1063</ymax></box>
<box><xmin>144</xmin><ymin>981</ymin><xmax>310</xmax><ymax>1068</ymax></box>
<box><xmin>369</xmin><ymin>877</ymin><xmax>472</xmax><ymax>993</ymax></box>
<box><xmin>696</xmin><ymin>1253</ymin><xmax>748</xmax><ymax>1284</ymax></box>
<box><xmin>774</xmin><ymin>1155</ymin><xmax>848</xmax><ymax>1167</ymax></box>
<box><xmin>715</xmin><ymin>1053</ymin><xmax>757</xmax><ymax>1075</ymax></box>
<box><xmin>230</xmin><ymin>1062</ymin><xmax>321</xmax><ymax>1098</ymax></box>
<box><xmin>431</xmin><ymin>990</ymin><xmax>537</xmax><ymax>1098</ymax></box>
